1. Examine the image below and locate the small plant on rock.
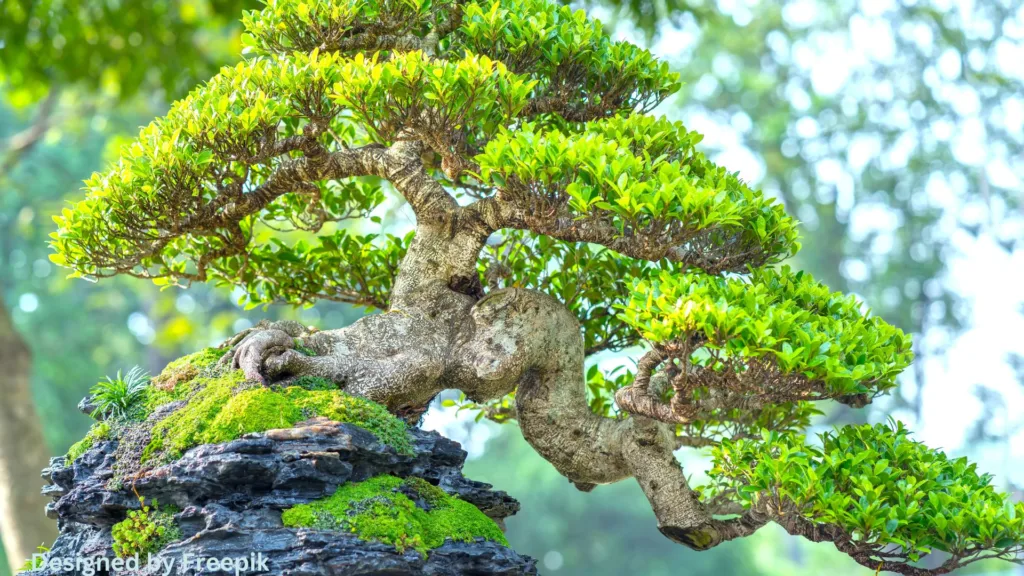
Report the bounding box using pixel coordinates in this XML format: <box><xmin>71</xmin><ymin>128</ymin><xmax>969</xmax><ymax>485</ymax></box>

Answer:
<box><xmin>90</xmin><ymin>365</ymin><xmax>150</xmax><ymax>421</ymax></box>
<box><xmin>110</xmin><ymin>496</ymin><xmax>181</xmax><ymax>559</ymax></box>
<box><xmin>17</xmin><ymin>544</ymin><xmax>51</xmax><ymax>573</ymax></box>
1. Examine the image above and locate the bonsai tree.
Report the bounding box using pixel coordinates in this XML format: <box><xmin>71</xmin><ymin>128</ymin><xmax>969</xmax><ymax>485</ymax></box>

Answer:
<box><xmin>51</xmin><ymin>0</ymin><xmax>1023</xmax><ymax>573</ymax></box>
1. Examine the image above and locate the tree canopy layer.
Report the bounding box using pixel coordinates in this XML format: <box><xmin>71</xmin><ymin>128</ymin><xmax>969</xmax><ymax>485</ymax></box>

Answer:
<box><xmin>0</xmin><ymin>0</ymin><xmax>260</xmax><ymax>100</ymax></box>
<box><xmin>50</xmin><ymin>1</ymin><xmax>1024</xmax><ymax>573</ymax></box>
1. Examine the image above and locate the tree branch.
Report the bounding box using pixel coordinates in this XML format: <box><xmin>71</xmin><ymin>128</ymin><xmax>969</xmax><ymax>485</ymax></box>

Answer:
<box><xmin>465</xmin><ymin>196</ymin><xmax>754</xmax><ymax>273</ymax></box>
<box><xmin>0</xmin><ymin>88</ymin><xmax>60</xmax><ymax>175</ymax></box>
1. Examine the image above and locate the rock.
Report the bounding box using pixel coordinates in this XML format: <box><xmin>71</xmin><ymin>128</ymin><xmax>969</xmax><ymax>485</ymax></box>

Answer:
<box><xmin>77</xmin><ymin>395</ymin><xmax>98</xmax><ymax>418</ymax></box>
<box><xmin>29</xmin><ymin>420</ymin><xmax>537</xmax><ymax>576</ymax></box>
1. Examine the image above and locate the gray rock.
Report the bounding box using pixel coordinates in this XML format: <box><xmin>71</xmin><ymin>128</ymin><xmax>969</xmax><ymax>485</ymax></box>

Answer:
<box><xmin>30</xmin><ymin>420</ymin><xmax>537</xmax><ymax>575</ymax></box>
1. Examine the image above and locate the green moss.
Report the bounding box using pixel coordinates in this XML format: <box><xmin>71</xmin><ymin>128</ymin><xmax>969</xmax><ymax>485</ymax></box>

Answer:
<box><xmin>282</xmin><ymin>387</ymin><xmax>410</xmax><ymax>451</ymax></box>
<box><xmin>65</xmin><ymin>421</ymin><xmax>112</xmax><ymax>465</ymax></box>
<box><xmin>401</xmin><ymin>476</ymin><xmax>448</xmax><ymax>507</ymax></box>
<box><xmin>142</xmin><ymin>366</ymin><xmax>411</xmax><ymax>465</ymax></box>
<box><xmin>206</xmin><ymin>387</ymin><xmax>304</xmax><ymax>443</ymax></box>
<box><xmin>142</xmin><ymin>370</ymin><xmax>247</xmax><ymax>464</ymax></box>
<box><xmin>293</xmin><ymin>339</ymin><xmax>317</xmax><ymax>357</ymax></box>
<box><xmin>111</xmin><ymin>498</ymin><xmax>181</xmax><ymax>559</ymax></box>
<box><xmin>181</xmin><ymin>346</ymin><xmax>229</xmax><ymax>368</ymax></box>
<box><xmin>281</xmin><ymin>475</ymin><xmax>507</xmax><ymax>556</ymax></box>
<box><xmin>291</xmin><ymin>375</ymin><xmax>337</xmax><ymax>391</ymax></box>
<box><xmin>149</xmin><ymin>347</ymin><xmax>227</xmax><ymax>395</ymax></box>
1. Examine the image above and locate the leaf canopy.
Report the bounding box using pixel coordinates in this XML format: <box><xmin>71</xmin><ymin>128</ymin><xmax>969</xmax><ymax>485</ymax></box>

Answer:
<box><xmin>619</xmin><ymin>265</ymin><xmax>914</xmax><ymax>404</ymax></box>
<box><xmin>475</xmin><ymin>115</ymin><xmax>799</xmax><ymax>272</ymax></box>
<box><xmin>706</xmin><ymin>422</ymin><xmax>1024</xmax><ymax>568</ymax></box>
<box><xmin>50</xmin><ymin>0</ymin><xmax>800</xmax><ymax>303</ymax></box>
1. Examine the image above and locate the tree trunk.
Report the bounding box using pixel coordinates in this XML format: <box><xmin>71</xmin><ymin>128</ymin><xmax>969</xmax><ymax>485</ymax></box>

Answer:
<box><xmin>0</xmin><ymin>295</ymin><xmax>57</xmax><ymax>571</ymax></box>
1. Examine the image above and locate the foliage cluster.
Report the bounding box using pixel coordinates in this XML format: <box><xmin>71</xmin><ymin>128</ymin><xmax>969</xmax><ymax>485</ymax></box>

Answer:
<box><xmin>110</xmin><ymin>497</ymin><xmax>182</xmax><ymax>559</ymax></box>
<box><xmin>331</xmin><ymin>50</ymin><xmax>538</xmax><ymax>151</ymax></box>
<box><xmin>619</xmin><ymin>266</ymin><xmax>913</xmax><ymax>402</ymax></box>
<box><xmin>454</xmin><ymin>0</ymin><xmax>679</xmax><ymax>120</ymax></box>
<box><xmin>281</xmin><ymin>474</ymin><xmax>507</xmax><ymax>557</ymax></box>
<box><xmin>49</xmin><ymin>0</ymin><xmax>760</xmax><ymax>307</ymax></box>
<box><xmin>475</xmin><ymin>116</ymin><xmax>799</xmax><ymax>272</ymax></box>
<box><xmin>48</xmin><ymin>46</ymin><xmax>396</xmax><ymax>307</ymax></box>
<box><xmin>87</xmin><ymin>366</ymin><xmax>150</xmax><ymax>421</ymax></box>
<box><xmin>705</xmin><ymin>422</ymin><xmax>1024</xmax><ymax>565</ymax></box>
<box><xmin>242</xmin><ymin>0</ymin><xmax>450</xmax><ymax>54</ymax></box>
<box><xmin>242</xmin><ymin>0</ymin><xmax>677</xmax><ymax>122</ymax></box>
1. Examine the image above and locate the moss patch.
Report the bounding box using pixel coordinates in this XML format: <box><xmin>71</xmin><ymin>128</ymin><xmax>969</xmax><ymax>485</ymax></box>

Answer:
<box><xmin>65</xmin><ymin>421</ymin><xmax>111</xmax><ymax>465</ymax></box>
<box><xmin>141</xmin><ymin>363</ymin><xmax>411</xmax><ymax>465</ymax></box>
<box><xmin>150</xmin><ymin>347</ymin><xmax>227</xmax><ymax>392</ymax></box>
<box><xmin>70</xmin><ymin>346</ymin><xmax>410</xmax><ymax>476</ymax></box>
<box><xmin>290</xmin><ymin>375</ymin><xmax>337</xmax><ymax>391</ymax></box>
<box><xmin>281</xmin><ymin>387</ymin><xmax>410</xmax><ymax>450</ymax></box>
<box><xmin>294</xmin><ymin>339</ymin><xmax>317</xmax><ymax>357</ymax></box>
<box><xmin>281</xmin><ymin>475</ymin><xmax>507</xmax><ymax>556</ymax></box>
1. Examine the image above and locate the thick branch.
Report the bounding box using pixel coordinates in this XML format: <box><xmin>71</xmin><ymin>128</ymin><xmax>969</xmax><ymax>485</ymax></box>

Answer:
<box><xmin>229</xmin><ymin>139</ymin><xmax>454</xmax><ymax>224</ymax></box>
<box><xmin>326</xmin><ymin>32</ymin><xmax>435</xmax><ymax>54</ymax></box>
<box><xmin>91</xmin><ymin>139</ymin><xmax>458</xmax><ymax>283</ymax></box>
<box><xmin>465</xmin><ymin>197</ymin><xmax>750</xmax><ymax>272</ymax></box>
<box><xmin>772</xmin><ymin>509</ymin><xmax>959</xmax><ymax>575</ymax></box>
<box><xmin>229</xmin><ymin>284</ymin><xmax>755</xmax><ymax>543</ymax></box>
<box><xmin>614</xmin><ymin>350</ymin><xmax>683</xmax><ymax>423</ymax></box>
<box><xmin>380</xmin><ymin>139</ymin><xmax>457</xmax><ymax>219</ymax></box>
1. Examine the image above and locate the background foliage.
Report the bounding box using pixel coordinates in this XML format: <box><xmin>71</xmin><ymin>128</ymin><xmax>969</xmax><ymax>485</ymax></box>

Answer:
<box><xmin>1</xmin><ymin>0</ymin><xmax>1022</xmax><ymax>574</ymax></box>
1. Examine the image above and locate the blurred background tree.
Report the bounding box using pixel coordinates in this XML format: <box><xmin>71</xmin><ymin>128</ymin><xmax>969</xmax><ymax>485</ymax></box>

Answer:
<box><xmin>1</xmin><ymin>0</ymin><xmax>1021</xmax><ymax>574</ymax></box>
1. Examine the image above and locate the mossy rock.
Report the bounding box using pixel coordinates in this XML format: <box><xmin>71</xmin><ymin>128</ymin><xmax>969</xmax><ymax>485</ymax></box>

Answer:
<box><xmin>282</xmin><ymin>475</ymin><xmax>508</xmax><ymax>557</ymax></box>
<box><xmin>141</xmin><ymin>351</ymin><xmax>412</xmax><ymax>464</ymax></box>
<box><xmin>65</xmin><ymin>421</ymin><xmax>111</xmax><ymax>466</ymax></box>
<box><xmin>66</xmin><ymin>348</ymin><xmax>413</xmax><ymax>473</ymax></box>
<box><xmin>150</xmin><ymin>347</ymin><xmax>227</xmax><ymax>391</ymax></box>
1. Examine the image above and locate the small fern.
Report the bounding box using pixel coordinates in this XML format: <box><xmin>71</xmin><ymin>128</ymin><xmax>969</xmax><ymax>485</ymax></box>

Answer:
<box><xmin>90</xmin><ymin>366</ymin><xmax>150</xmax><ymax>421</ymax></box>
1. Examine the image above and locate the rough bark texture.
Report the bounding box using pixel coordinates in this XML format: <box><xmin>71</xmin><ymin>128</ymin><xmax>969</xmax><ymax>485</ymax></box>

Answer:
<box><xmin>30</xmin><ymin>419</ymin><xmax>536</xmax><ymax>575</ymax></box>
<box><xmin>200</xmin><ymin>136</ymin><xmax>763</xmax><ymax>550</ymax></box>
<box><xmin>0</xmin><ymin>296</ymin><xmax>57</xmax><ymax>572</ymax></box>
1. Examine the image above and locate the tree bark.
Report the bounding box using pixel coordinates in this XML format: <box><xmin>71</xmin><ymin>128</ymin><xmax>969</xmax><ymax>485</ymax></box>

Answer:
<box><xmin>0</xmin><ymin>294</ymin><xmax>57</xmax><ymax>571</ymax></box>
